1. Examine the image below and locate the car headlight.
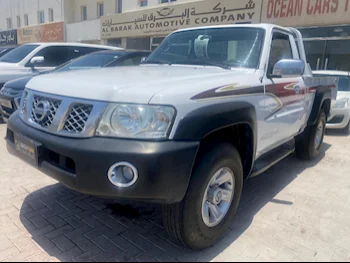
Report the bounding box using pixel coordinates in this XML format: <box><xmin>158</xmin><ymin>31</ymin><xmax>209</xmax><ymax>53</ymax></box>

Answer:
<box><xmin>335</xmin><ymin>99</ymin><xmax>349</xmax><ymax>109</ymax></box>
<box><xmin>96</xmin><ymin>104</ymin><xmax>176</xmax><ymax>139</ymax></box>
<box><xmin>14</xmin><ymin>97</ymin><xmax>21</xmax><ymax>109</ymax></box>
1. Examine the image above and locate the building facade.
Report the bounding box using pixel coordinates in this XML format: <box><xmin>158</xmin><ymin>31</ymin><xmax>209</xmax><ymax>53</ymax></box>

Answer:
<box><xmin>101</xmin><ymin>0</ymin><xmax>350</xmax><ymax>71</ymax></box>
<box><xmin>0</xmin><ymin>0</ymin><xmax>192</xmax><ymax>46</ymax></box>
<box><xmin>262</xmin><ymin>0</ymin><xmax>350</xmax><ymax>71</ymax></box>
<box><xmin>1</xmin><ymin>0</ymin><xmax>350</xmax><ymax>71</ymax></box>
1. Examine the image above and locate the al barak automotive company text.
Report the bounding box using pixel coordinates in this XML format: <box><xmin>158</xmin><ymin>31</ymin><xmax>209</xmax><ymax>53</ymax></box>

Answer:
<box><xmin>102</xmin><ymin>0</ymin><xmax>258</xmax><ymax>36</ymax></box>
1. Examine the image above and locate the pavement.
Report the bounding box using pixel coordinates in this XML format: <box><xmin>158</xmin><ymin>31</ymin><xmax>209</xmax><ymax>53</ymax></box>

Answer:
<box><xmin>0</xmin><ymin>123</ymin><xmax>350</xmax><ymax>262</ymax></box>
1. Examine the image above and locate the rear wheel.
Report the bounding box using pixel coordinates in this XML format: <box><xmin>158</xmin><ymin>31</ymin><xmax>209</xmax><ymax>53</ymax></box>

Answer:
<box><xmin>296</xmin><ymin>111</ymin><xmax>326</xmax><ymax>160</ymax></box>
<box><xmin>163</xmin><ymin>143</ymin><xmax>243</xmax><ymax>250</ymax></box>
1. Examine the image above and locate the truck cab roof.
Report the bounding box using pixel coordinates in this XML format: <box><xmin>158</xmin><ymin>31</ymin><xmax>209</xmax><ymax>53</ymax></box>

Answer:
<box><xmin>174</xmin><ymin>23</ymin><xmax>293</xmax><ymax>34</ymax></box>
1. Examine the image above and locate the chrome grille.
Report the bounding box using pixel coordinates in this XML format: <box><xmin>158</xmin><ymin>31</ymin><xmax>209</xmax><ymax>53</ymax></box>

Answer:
<box><xmin>20</xmin><ymin>90</ymin><xmax>107</xmax><ymax>138</ymax></box>
<box><xmin>21</xmin><ymin>91</ymin><xmax>28</xmax><ymax>115</ymax></box>
<box><xmin>63</xmin><ymin>104</ymin><xmax>93</xmax><ymax>133</ymax></box>
<box><xmin>31</xmin><ymin>95</ymin><xmax>61</xmax><ymax>128</ymax></box>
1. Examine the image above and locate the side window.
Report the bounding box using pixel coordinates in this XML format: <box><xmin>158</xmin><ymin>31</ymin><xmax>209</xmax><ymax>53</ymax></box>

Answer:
<box><xmin>130</xmin><ymin>55</ymin><xmax>146</xmax><ymax>65</ymax></box>
<box><xmin>268</xmin><ymin>32</ymin><xmax>293</xmax><ymax>75</ymax></box>
<box><xmin>70</xmin><ymin>47</ymin><xmax>105</xmax><ymax>59</ymax></box>
<box><xmin>34</xmin><ymin>46</ymin><xmax>70</xmax><ymax>67</ymax></box>
<box><xmin>118</xmin><ymin>56</ymin><xmax>145</xmax><ymax>66</ymax></box>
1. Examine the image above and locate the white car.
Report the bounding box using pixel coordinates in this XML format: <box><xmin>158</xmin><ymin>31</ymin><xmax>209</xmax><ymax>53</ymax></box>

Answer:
<box><xmin>0</xmin><ymin>43</ymin><xmax>122</xmax><ymax>88</ymax></box>
<box><xmin>314</xmin><ymin>71</ymin><xmax>350</xmax><ymax>133</ymax></box>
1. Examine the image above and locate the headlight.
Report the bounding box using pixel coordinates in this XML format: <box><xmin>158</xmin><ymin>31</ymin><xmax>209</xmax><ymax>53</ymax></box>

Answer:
<box><xmin>335</xmin><ymin>99</ymin><xmax>349</xmax><ymax>109</ymax></box>
<box><xmin>14</xmin><ymin>97</ymin><xmax>21</xmax><ymax>109</ymax></box>
<box><xmin>96</xmin><ymin>104</ymin><xmax>176</xmax><ymax>139</ymax></box>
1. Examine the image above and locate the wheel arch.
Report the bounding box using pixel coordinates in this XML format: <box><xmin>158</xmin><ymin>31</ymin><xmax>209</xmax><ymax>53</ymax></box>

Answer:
<box><xmin>308</xmin><ymin>86</ymin><xmax>332</xmax><ymax>125</ymax></box>
<box><xmin>173</xmin><ymin>101</ymin><xmax>257</xmax><ymax>178</ymax></box>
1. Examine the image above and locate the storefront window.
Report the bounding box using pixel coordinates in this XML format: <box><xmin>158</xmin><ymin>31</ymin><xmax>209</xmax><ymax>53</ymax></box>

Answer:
<box><xmin>301</xmin><ymin>25</ymin><xmax>350</xmax><ymax>71</ymax></box>
<box><xmin>126</xmin><ymin>37</ymin><xmax>151</xmax><ymax>51</ymax></box>
<box><xmin>325</xmin><ymin>40</ymin><xmax>350</xmax><ymax>71</ymax></box>
<box><xmin>151</xmin><ymin>37</ymin><xmax>165</xmax><ymax>51</ymax></box>
<box><xmin>299</xmin><ymin>25</ymin><xmax>350</xmax><ymax>39</ymax></box>
<box><xmin>304</xmin><ymin>41</ymin><xmax>327</xmax><ymax>70</ymax></box>
<box><xmin>107</xmin><ymin>39</ymin><xmax>122</xmax><ymax>47</ymax></box>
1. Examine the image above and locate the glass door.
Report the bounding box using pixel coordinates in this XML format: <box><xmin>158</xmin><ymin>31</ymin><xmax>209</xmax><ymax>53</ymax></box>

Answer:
<box><xmin>324</xmin><ymin>40</ymin><xmax>350</xmax><ymax>71</ymax></box>
<box><xmin>303</xmin><ymin>40</ymin><xmax>327</xmax><ymax>70</ymax></box>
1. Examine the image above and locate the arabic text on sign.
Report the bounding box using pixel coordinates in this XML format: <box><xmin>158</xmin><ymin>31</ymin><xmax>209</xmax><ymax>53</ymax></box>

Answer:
<box><xmin>102</xmin><ymin>1</ymin><xmax>257</xmax><ymax>28</ymax></box>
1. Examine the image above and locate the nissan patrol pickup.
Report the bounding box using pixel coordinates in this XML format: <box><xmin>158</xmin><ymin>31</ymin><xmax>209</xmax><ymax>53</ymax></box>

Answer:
<box><xmin>6</xmin><ymin>24</ymin><xmax>337</xmax><ymax>250</ymax></box>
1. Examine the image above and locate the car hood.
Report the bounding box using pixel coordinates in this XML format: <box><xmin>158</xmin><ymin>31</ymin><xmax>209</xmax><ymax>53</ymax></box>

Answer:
<box><xmin>26</xmin><ymin>65</ymin><xmax>257</xmax><ymax>104</ymax></box>
<box><xmin>336</xmin><ymin>91</ymin><xmax>350</xmax><ymax>100</ymax></box>
<box><xmin>4</xmin><ymin>75</ymin><xmax>33</xmax><ymax>90</ymax></box>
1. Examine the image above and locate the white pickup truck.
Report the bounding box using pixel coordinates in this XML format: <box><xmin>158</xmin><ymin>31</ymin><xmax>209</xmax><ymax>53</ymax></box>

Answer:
<box><xmin>6</xmin><ymin>24</ymin><xmax>337</xmax><ymax>249</ymax></box>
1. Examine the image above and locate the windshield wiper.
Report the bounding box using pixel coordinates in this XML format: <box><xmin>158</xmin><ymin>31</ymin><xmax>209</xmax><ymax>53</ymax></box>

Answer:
<box><xmin>142</xmin><ymin>60</ymin><xmax>172</xmax><ymax>66</ymax></box>
<box><xmin>194</xmin><ymin>60</ymin><xmax>231</xmax><ymax>70</ymax></box>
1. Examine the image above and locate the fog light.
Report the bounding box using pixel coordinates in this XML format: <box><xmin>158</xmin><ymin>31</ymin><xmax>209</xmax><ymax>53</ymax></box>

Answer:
<box><xmin>108</xmin><ymin>162</ymin><xmax>138</xmax><ymax>188</ymax></box>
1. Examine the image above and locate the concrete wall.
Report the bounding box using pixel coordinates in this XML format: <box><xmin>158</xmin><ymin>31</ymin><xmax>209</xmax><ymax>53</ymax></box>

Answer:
<box><xmin>0</xmin><ymin>0</ymin><xmax>195</xmax><ymax>31</ymax></box>
<box><xmin>67</xmin><ymin>0</ymin><xmax>193</xmax><ymax>23</ymax></box>
<box><xmin>0</xmin><ymin>0</ymin><xmax>64</xmax><ymax>31</ymax></box>
<box><xmin>66</xmin><ymin>19</ymin><xmax>101</xmax><ymax>43</ymax></box>
<box><xmin>0</xmin><ymin>0</ymin><xmax>201</xmax><ymax>43</ymax></box>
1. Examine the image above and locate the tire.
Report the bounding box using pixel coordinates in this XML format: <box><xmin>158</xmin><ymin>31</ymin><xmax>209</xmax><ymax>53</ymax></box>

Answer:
<box><xmin>296</xmin><ymin>110</ymin><xmax>326</xmax><ymax>160</ymax></box>
<box><xmin>163</xmin><ymin>143</ymin><xmax>243</xmax><ymax>250</ymax></box>
<box><xmin>342</xmin><ymin>121</ymin><xmax>350</xmax><ymax>135</ymax></box>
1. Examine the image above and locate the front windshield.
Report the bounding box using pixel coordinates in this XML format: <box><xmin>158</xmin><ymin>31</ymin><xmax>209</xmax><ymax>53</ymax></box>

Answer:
<box><xmin>145</xmin><ymin>27</ymin><xmax>264</xmax><ymax>69</ymax></box>
<box><xmin>0</xmin><ymin>44</ymin><xmax>39</xmax><ymax>63</ymax></box>
<box><xmin>338</xmin><ymin>77</ymin><xmax>350</xmax><ymax>92</ymax></box>
<box><xmin>54</xmin><ymin>52</ymin><xmax>123</xmax><ymax>73</ymax></box>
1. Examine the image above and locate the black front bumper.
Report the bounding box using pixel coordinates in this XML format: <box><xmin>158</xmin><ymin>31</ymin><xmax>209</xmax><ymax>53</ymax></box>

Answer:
<box><xmin>6</xmin><ymin>112</ymin><xmax>199</xmax><ymax>204</ymax></box>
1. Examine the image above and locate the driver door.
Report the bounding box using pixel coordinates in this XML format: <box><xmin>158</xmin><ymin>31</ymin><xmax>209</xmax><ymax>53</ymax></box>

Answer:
<box><xmin>260</xmin><ymin>31</ymin><xmax>306</xmax><ymax>153</ymax></box>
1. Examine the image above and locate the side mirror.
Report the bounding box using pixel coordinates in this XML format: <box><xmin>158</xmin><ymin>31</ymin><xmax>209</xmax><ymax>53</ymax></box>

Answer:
<box><xmin>30</xmin><ymin>56</ymin><xmax>45</xmax><ymax>71</ymax></box>
<box><xmin>140</xmin><ymin>57</ymin><xmax>147</xmax><ymax>63</ymax></box>
<box><xmin>270</xmin><ymin>59</ymin><xmax>305</xmax><ymax>79</ymax></box>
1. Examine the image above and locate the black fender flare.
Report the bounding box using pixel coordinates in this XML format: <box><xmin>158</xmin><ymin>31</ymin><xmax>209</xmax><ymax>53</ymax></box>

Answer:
<box><xmin>308</xmin><ymin>86</ymin><xmax>332</xmax><ymax>126</ymax></box>
<box><xmin>173</xmin><ymin>101</ymin><xmax>257</xmax><ymax>176</ymax></box>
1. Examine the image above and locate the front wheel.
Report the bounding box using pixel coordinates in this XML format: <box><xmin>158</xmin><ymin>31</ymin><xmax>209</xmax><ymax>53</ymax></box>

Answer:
<box><xmin>296</xmin><ymin>111</ymin><xmax>326</xmax><ymax>160</ymax></box>
<box><xmin>163</xmin><ymin>143</ymin><xmax>243</xmax><ymax>250</ymax></box>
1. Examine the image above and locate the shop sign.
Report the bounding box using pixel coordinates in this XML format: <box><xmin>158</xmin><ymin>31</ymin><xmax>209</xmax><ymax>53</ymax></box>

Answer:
<box><xmin>262</xmin><ymin>0</ymin><xmax>350</xmax><ymax>27</ymax></box>
<box><xmin>17</xmin><ymin>22</ymin><xmax>65</xmax><ymax>44</ymax></box>
<box><xmin>0</xmin><ymin>29</ymin><xmax>17</xmax><ymax>46</ymax></box>
<box><xmin>101</xmin><ymin>0</ymin><xmax>261</xmax><ymax>39</ymax></box>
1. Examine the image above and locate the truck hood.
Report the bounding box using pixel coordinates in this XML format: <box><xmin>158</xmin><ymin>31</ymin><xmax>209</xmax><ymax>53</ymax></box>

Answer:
<box><xmin>26</xmin><ymin>66</ymin><xmax>257</xmax><ymax>104</ymax></box>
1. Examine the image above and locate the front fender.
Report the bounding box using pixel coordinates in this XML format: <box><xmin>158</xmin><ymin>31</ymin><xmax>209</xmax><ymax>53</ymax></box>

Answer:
<box><xmin>173</xmin><ymin>101</ymin><xmax>257</xmax><ymax>141</ymax></box>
